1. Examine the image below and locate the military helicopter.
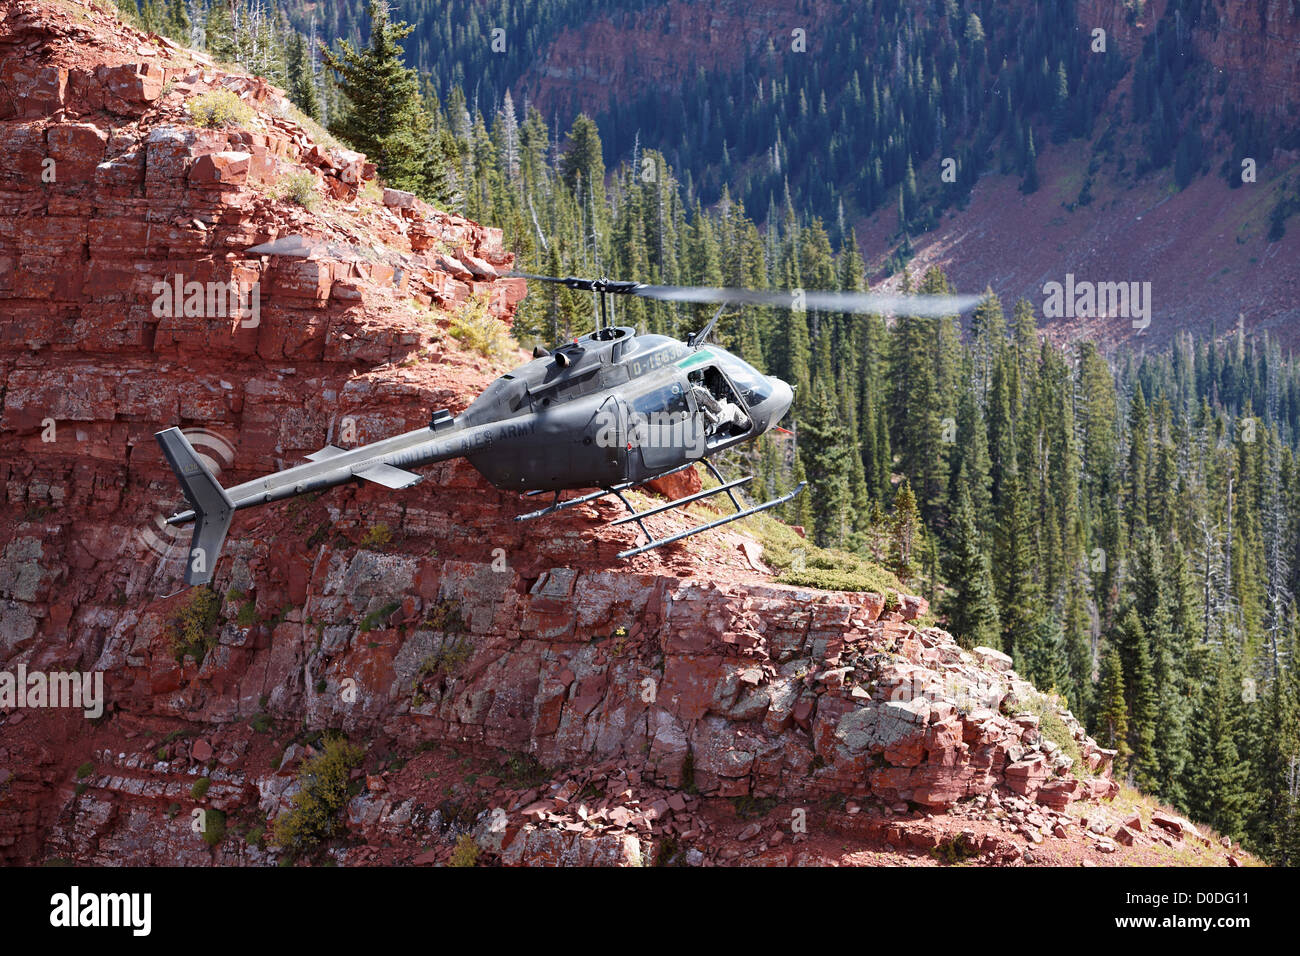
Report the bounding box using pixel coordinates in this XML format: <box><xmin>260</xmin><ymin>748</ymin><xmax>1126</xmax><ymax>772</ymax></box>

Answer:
<box><xmin>156</xmin><ymin>261</ymin><xmax>979</xmax><ymax>586</ymax></box>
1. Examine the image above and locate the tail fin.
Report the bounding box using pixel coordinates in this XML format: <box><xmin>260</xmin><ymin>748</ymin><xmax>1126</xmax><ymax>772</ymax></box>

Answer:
<box><xmin>155</xmin><ymin>428</ymin><xmax>235</xmax><ymax>586</ymax></box>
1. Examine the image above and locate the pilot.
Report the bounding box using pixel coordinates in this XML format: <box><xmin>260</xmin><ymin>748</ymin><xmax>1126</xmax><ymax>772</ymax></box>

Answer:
<box><xmin>691</xmin><ymin>384</ymin><xmax>752</xmax><ymax>434</ymax></box>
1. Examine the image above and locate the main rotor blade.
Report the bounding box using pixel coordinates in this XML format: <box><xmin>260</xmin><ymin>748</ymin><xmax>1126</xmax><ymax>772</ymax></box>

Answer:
<box><xmin>510</xmin><ymin>272</ymin><xmax>982</xmax><ymax>316</ymax></box>
<box><xmin>247</xmin><ymin>233</ymin><xmax>408</xmax><ymax>267</ymax></box>
<box><xmin>633</xmin><ymin>284</ymin><xmax>984</xmax><ymax>316</ymax></box>
<box><xmin>247</xmin><ymin>235</ymin><xmax>326</xmax><ymax>258</ymax></box>
<box><xmin>510</xmin><ymin>273</ymin><xmax>641</xmax><ymax>294</ymax></box>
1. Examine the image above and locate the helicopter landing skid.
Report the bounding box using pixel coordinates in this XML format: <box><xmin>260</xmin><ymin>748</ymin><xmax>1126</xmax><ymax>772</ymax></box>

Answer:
<box><xmin>513</xmin><ymin>463</ymin><xmax>695</xmax><ymax>522</ymax></box>
<box><xmin>614</xmin><ymin>479</ymin><xmax>806</xmax><ymax>558</ymax></box>
<box><xmin>512</xmin><ymin>461</ymin><xmax>805</xmax><ymax>560</ymax></box>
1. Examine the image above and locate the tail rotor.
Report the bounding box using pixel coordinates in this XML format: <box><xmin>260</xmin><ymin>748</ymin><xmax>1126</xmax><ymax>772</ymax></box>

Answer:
<box><xmin>154</xmin><ymin>427</ymin><xmax>235</xmax><ymax>586</ymax></box>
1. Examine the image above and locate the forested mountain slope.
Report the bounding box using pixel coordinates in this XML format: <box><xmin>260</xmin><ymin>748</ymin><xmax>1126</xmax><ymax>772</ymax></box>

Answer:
<box><xmin>266</xmin><ymin>0</ymin><xmax>1300</xmax><ymax>346</ymax></box>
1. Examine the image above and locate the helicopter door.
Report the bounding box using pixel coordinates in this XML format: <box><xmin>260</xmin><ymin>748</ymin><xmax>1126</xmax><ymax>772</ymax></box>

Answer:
<box><xmin>628</xmin><ymin>374</ymin><xmax>701</xmax><ymax>471</ymax></box>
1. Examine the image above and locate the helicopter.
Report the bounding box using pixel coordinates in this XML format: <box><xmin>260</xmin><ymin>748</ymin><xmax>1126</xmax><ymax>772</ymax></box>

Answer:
<box><xmin>156</xmin><ymin>259</ymin><xmax>980</xmax><ymax>587</ymax></box>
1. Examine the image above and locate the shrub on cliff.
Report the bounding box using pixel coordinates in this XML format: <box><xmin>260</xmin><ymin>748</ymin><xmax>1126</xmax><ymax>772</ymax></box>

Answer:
<box><xmin>200</xmin><ymin>809</ymin><xmax>226</xmax><ymax>848</ymax></box>
<box><xmin>277</xmin><ymin>170</ymin><xmax>319</xmax><ymax>210</ymax></box>
<box><xmin>358</xmin><ymin>523</ymin><xmax>393</xmax><ymax>550</ymax></box>
<box><xmin>448</xmin><ymin>295</ymin><xmax>510</xmax><ymax>359</ymax></box>
<box><xmin>165</xmin><ymin>588</ymin><xmax>222</xmax><ymax>663</ymax></box>
<box><xmin>416</xmin><ymin>637</ymin><xmax>473</xmax><ymax>681</ymax></box>
<box><xmin>268</xmin><ymin>734</ymin><xmax>364</xmax><ymax>855</ymax></box>
<box><xmin>752</xmin><ymin>512</ymin><xmax>902</xmax><ymax>595</ymax></box>
<box><xmin>448</xmin><ymin>834</ymin><xmax>479</xmax><ymax>867</ymax></box>
<box><xmin>186</xmin><ymin>89</ymin><xmax>254</xmax><ymax>129</ymax></box>
<box><xmin>777</xmin><ymin>565</ymin><xmax>902</xmax><ymax>595</ymax></box>
<box><xmin>1024</xmin><ymin>695</ymin><xmax>1086</xmax><ymax>780</ymax></box>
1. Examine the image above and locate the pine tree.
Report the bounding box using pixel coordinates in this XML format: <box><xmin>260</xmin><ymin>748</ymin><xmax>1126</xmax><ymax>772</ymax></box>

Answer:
<box><xmin>1253</xmin><ymin>669</ymin><xmax>1300</xmax><ymax>861</ymax></box>
<box><xmin>993</xmin><ymin>458</ymin><xmax>1040</xmax><ymax>658</ymax></box>
<box><xmin>799</xmin><ymin>385</ymin><xmax>851</xmax><ymax>548</ymax></box>
<box><xmin>1128</xmin><ymin>528</ymin><xmax>1191</xmax><ymax>801</ymax></box>
<box><xmin>1051</xmin><ymin>62</ymin><xmax>1071</xmax><ymax>142</ymax></box>
<box><xmin>161</xmin><ymin>0</ymin><xmax>189</xmax><ymax>43</ymax></box>
<box><xmin>943</xmin><ymin>473</ymin><xmax>1001</xmax><ymax>649</ymax></box>
<box><xmin>1097</xmin><ymin>644</ymin><xmax>1131</xmax><ymax>770</ymax></box>
<box><xmin>891</xmin><ymin>480</ymin><xmax>921</xmax><ymax>583</ymax></box>
<box><xmin>775</xmin><ymin>258</ymin><xmax>811</xmax><ymax>399</ymax></box>
<box><xmin>286</xmin><ymin>29</ymin><xmax>321</xmax><ymax>121</ymax></box>
<box><xmin>1021</xmin><ymin>126</ymin><xmax>1040</xmax><ymax>194</ymax></box>
<box><xmin>948</xmin><ymin>389</ymin><xmax>992</xmax><ymax>520</ymax></box>
<box><xmin>115</xmin><ymin>0</ymin><xmax>142</xmax><ymax>26</ymax></box>
<box><xmin>969</xmin><ymin>289</ymin><xmax>1006</xmax><ymax>407</ymax></box>
<box><xmin>1115</xmin><ymin>607</ymin><xmax>1159</xmax><ymax>790</ymax></box>
<box><xmin>888</xmin><ymin>299</ymin><xmax>945</xmax><ymax>517</ymax></box>
<box><xmin>204</xmin><ymin>0</ymin><xmax>237</xmax><ymax>63</ymax></box>
<box><xmin>321</xmin><ymin>1</ymin><xmax>444</xmax><ymax>199</ymax></box>
<box><xmin>1184</xmin><ymin>647</ymin><xmax>1252</xmax><ymax>840</ymax></box>
<box><xmin>138</xmin><ymin>0</ymin><xmax>161</xmax><ymax>32</ymax></box>
<box><xmin>1024</xmin><ymin>614</ymin><xmax>1071</xmax><ymax>698</ymax></box>
<box><xmin>560</xmin><ymin>114</ymin><xmax>605</xmax><ymax>196</ymax></box>
<box><xmin>1126</xmin><ymin>384</ymin><xmax>1151</xmax><ymax>535</ymax></box>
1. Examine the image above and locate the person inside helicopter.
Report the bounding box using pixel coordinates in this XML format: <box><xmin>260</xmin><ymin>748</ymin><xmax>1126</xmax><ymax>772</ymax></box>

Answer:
<box><xmin>688</xmin><ymin>366</ymin><xmax>753</xmax><ymax>438</ymax></box>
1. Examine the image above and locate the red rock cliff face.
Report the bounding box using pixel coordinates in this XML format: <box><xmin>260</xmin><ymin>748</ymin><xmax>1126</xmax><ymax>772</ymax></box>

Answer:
<box><xmin>1075</xmin><ymin>0</ymin><xmax>1300</xmax><ymax>117</ymax></box>
<box><xmin>516</xmin><ymin>0</ymin><xmax>840</xmax><ymax>118</ymax></box>
<box><xmin>526</xmin><ymin>0</ymin><xmax>1300</xmax><ymax>122</ymax></box>
<box><xmin>0</xmin><ymin>0</ymin><xmax>1121</xmax><ymax>867</ymax></box>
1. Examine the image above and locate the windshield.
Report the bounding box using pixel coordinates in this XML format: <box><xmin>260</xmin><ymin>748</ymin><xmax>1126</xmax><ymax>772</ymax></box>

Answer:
<box><xmin>705</xmin><ymin>347</ymin><xmax>775</xmax><ymax>407</ymax></box>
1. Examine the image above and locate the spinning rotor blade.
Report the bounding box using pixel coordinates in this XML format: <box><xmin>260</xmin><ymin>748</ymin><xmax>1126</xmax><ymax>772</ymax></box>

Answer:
<box><xmin>247</xmin><ymin>233</ymin><xmax>412</xmax><ymax>268</ymax></box>
<box><xmin>511</xmin><ymin>273</ymin><xmax>982</xmax><ymax>316</ymax></box>
<box><xmin>632</xmin><ymin>284</ymin><xmax>982</xmax><ymax>316</ymax></box>
<box><xmin>510</xmin><ymin>273</ymin><xmax>642</xmax><ymax>294</ymax></box>
<box><xmin>246</xmin><ymin>234</ymin><xmax>331</xmax><ymax>258</ymax></box>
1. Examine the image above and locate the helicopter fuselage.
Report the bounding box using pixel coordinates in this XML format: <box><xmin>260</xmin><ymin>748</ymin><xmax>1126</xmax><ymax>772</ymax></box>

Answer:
<box><xmin>161</xmin><ymin>325</ymin><xmax>793</xmax><ymax>537</ymax></box>
<box><xmin>457</xmin><ymin>325</ymin><xmax>793</xmax><ymax>491</ymax></box>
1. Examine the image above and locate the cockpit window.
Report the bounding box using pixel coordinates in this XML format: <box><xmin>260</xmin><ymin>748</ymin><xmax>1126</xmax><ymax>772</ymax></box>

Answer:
<box><xmin>705</xmin><ymin>347</ymin><xmax>775</xmax><ymax>407</ymax></box>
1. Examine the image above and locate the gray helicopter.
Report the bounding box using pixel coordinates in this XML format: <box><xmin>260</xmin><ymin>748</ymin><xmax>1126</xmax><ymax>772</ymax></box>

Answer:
<box><xmin>156</xmin><ymin>265</ymin><xmax>979</xmax><ymax>586</ymax></box>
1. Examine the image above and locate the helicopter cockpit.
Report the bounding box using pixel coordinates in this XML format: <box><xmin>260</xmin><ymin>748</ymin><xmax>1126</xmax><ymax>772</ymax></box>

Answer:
<box><xmin>688</xmin><ymin>365</ymin><xmax>752</xmax><ymax>440</ymax></box>
<box><xmin>699</xmin><ymin>347</ymin><xmax>776</xmax><ymax>410</ymax></box>
<box><xmin>680</xmin><ymin>347</ymin><xmax>784</xmax><ymax>449</ymax></box>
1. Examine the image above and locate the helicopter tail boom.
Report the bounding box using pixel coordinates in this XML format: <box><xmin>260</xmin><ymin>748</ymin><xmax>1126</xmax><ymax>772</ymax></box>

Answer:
<box><xmin>154</xmin><ymin>417</ymin><xmax>491</xmax><ymax>586</ymax></box>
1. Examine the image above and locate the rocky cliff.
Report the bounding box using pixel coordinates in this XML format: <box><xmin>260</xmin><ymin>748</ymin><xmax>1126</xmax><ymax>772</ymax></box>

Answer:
<box><xmin>1075</xmin><ymin>0</ymin><xmax>1300</xmax><ymax>118</ymax></box>
<box><xmin>0</xmin><ymin>0</ymin><xmax>1245</xmax><ymax>868</ymax></box>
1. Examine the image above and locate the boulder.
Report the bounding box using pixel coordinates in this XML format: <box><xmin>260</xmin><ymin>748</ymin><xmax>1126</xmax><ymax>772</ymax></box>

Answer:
<box><xmin>189</xmin><ymin>151</ymin><xmax>252</xmax><ymax>186</ymax></box>
<box><xmin>973</xmin><ymin>646</ymin><xmax>1014</xmax><ymax>672</ymax></box>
